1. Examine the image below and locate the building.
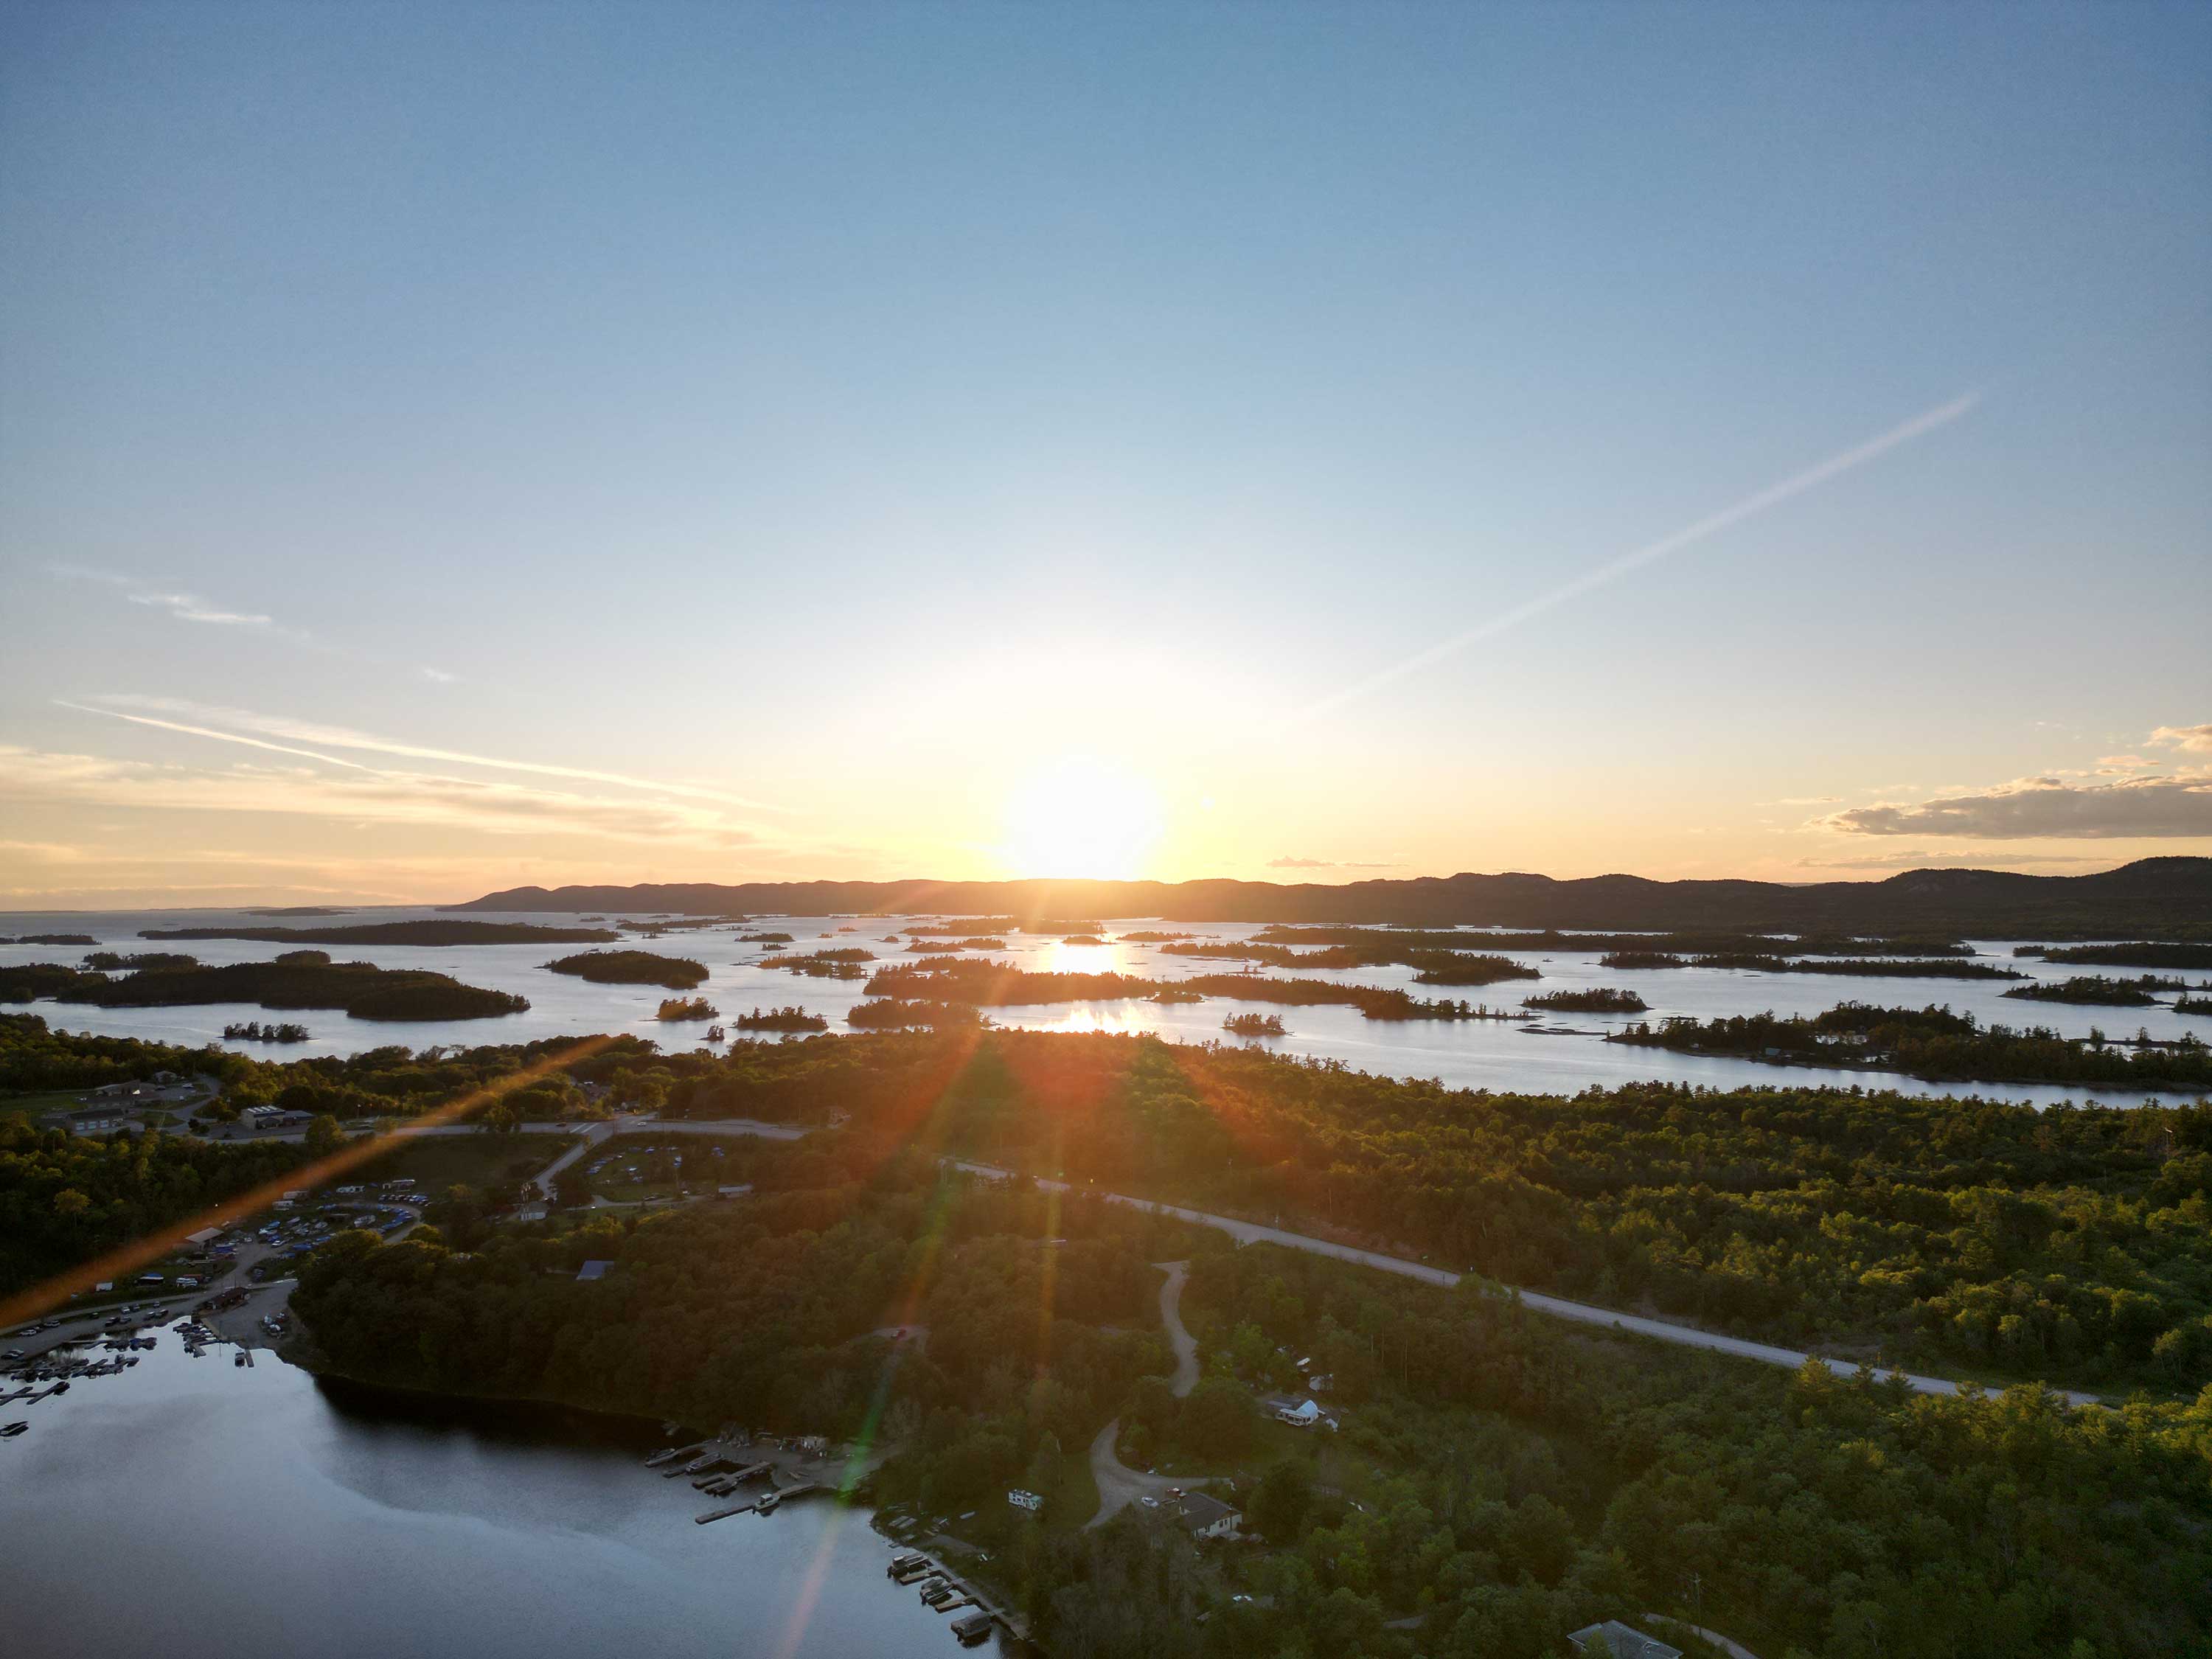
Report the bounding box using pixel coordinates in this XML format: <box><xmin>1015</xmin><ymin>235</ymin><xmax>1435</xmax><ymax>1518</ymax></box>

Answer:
<box><xmin>1173</xmin><ymin>1492</ymin><xmax>1242</xmax><ymax>1540</ymax></box>
<box><xmin>1568</xmin><ymin>1622</ymin><xmax>1683</xmax><ymax>1659</ymax></box>
<box><xmin>1007</xmin><ymin>1489</ymin><xmax>1043</xmax><ymax>1512</ymax></box>
<box><xmin>576</xmin><ymin>1260</ymin><xmax>615</xmax><ymax>1281</ymax></box>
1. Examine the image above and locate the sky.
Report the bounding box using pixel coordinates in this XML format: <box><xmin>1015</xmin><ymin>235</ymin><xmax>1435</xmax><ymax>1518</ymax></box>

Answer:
<box><xmin>1</xmin><ymin>1</ymin><xmax>2208</xmax><ymax>908</ymax></box>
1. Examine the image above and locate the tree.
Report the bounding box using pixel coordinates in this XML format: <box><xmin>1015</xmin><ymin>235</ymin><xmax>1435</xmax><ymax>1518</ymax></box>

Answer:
<box><xmin>1248</xmin><ymin>1456</ymin><xmax>1314</xmax><ymax>1543</ymax></box>
<box><xmin>305</xmin><ymin>1113</ymin><xmax>344</xmax><ymax>1156</ymax></box>
<box><xmin>1178</xmin><ymin>1377</ymin><xmax>1260</xmax><ymax>1457</ymax></box>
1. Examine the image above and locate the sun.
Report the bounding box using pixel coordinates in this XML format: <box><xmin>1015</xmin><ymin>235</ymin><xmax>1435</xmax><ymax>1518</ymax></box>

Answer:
<box><xmin>1000</xmin><ymin>756</ymin><xmax>1164</xmax><ymax>880</ymax></box>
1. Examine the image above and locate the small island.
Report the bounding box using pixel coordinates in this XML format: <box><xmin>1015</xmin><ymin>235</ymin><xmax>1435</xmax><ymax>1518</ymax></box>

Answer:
<box><xmin>543</xmin><ymin>950</ymin><xmax>710</xmax><ymax>990</ymax></box>
<box><xmin>1599</xmin><ymin>950</ymin><xmax>1686</xmax><ymax>970</ymax></box>
<box><xmin>1523</xmin><ymin>987</ymin><xmax>1649</xmax><ymax>1014</ymax></box>
<box><xmin>655</xmin><ymin>996</ymin><xmax>720</xmax><ymax>1020</ymax></box>
<box><xmin>846</xmin><ymin>998</ymin><xmax>987</xmax><ymax>1029</ymax></box>
<box><xmin>1222</xmin><ymin>1012</ymin><xmax>1288</xmax><ymax>1037</ymax></box>
<box><xmin>2005</xmin><ymin>974</ymin><xmax>2187</xmax><ymax>1007</ymax></box>
<box><xmin>731</xmin><ymin>1006</ymin><xmax>829</xmax><ymax>1032</ymax></box>
<box><xmin>223</xmin><ymin>1020</ymin><xmax>311</xmax><ymax>1043</ymax></box>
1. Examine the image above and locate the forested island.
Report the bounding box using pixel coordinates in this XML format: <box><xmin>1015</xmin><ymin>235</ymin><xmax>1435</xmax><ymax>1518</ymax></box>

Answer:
<box><xmin>731</xmin><ymin>1006</ymin><xmax>828</xmax><ymax>1032</ymax></box>
<box><xmin>862</xmin><ymin>960</ymin><xmax>1507</xmax><ymax>1020</ymax></box>
<box><xmin>1222</xmin><ymin>1012</ymin><xmax>1288</xmax><ymax>1037</ymax></box>
<box><xmin>84</xmin><ymin>950</ymin><xmax>196</xmax><ymax>971</ymax></box>
<box><xmin>845</xmin><ymin>998</ymin><xmax>989</xmax><ymax>1029</ymax></box>
<box><xmin>1252</xmin><ymin>925</ymin><xmax>1975</xmax><ymax>958</ymax></box>
<box><xmin>2005</xmin><ymin>974</ymin><xmax>2189</xmax><ymax>1006</ymax></box>
<box><xmin>1610</xmin><ymin>1001</ymin><xmax>2212</xmax><ymax>1088</ymax></box>
<box><xmin>143</xmin><ymin>921</ymin><xmax>620</xmax><ymax>945</ymax></box>
<box><xmin>655</xmin><ymin>997</ymin><xmax>719</xmax><ymax>1020</ymax></box>
<box><xmin>757</xmin><ymin>947</ymin><xmax>875</xmax><ymax>980</ymax></box>
<box><xmin>1164</xmin><ymin>939</ymin><xmax>1543</xmax><ymax>986</ymax></box>
<box><xmin>1598</xmin><ymin>950</ymin><xmax>1684</xmax><ymax>970</ymax></box>
<box><xmin>0</xmin><ymin>953</ymin><xmax>529</xmax><ymax>1021</ymax></box>
<box><xmin>223</xmin><ymin>1020</ymin><xmax>310</xmax><ymax>1043</ymax></box>
<box><xmin>542</xmin><ymin>950</ymin><xmax>709</xmax><ymax>990</ymax></box>
<box><xmin>1523</xmin><ymin>988</ymin><xmax>1647</xmax><ymax>1014</ymax></box>
<box><xmin>1689</xmin><ymin>953</ymin><xmax>2023</xmax><ymax>979</ymax></box>
<box><xmin>2020</xmin><ymin>942</ymin><xmax>2212</xmax><ymax>969</ymax></box>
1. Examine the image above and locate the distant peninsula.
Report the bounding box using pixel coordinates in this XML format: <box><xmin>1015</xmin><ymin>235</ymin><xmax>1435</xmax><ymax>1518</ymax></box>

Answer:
<box><xmin>452</xmin><ymin>855</ymin><xmax>2212</xmax><ymax>936</ymax></box>
<box><xmin>143</xmin><ymin>920</ymin><xmax>620</xmax><ymax>946</ymax></box>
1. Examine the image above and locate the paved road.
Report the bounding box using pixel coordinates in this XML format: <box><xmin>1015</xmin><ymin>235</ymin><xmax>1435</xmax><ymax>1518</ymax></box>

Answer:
<box><xmin>1088</xmin><ymin>1259</ymin><xmax>1207</xmax><ymax>1529</ymax></box>
<box><xmin>949</xmin><ymin>1163</ymin><xmax>2101</xmax><ymax>1409</ymax></box>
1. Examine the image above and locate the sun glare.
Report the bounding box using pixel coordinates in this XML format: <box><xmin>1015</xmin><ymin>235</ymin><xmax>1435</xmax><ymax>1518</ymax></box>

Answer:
<box><xmin>1001</xmin><ymin>756</ymin><xmax>1164</xmax><ymax>879</ymax></box>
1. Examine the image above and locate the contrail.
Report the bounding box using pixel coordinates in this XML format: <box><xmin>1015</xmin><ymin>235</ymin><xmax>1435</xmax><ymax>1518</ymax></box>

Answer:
<box><xmin>1299</xmin><ymin>391</ymin><xmax>1980</xmax><ymax>722</ymax></box>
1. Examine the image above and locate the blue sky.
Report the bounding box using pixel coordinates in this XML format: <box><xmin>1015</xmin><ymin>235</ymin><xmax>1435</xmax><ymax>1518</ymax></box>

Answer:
<box><xmin>1</xmin><ymin>2</ymin><xmax>2207</xmax><ymax>904</ymax></box>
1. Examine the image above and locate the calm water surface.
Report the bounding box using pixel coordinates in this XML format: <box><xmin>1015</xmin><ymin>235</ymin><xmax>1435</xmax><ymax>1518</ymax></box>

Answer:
<box><xmin>2</xmin><ymin>908</ymin><xmax>2204</xmax><ymax>1109</ymax></box>
<box><xmin>0</xmin><ymin>1342</ymin><xmax>984</xmax><ymax>1659</ymax></box>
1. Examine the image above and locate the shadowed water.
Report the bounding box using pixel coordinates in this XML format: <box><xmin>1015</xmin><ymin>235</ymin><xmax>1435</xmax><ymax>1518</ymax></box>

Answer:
<box><xmin>0</xmin><ymin>1342</ymin><xmax>987</xmax><ymax>1658</ymax></box>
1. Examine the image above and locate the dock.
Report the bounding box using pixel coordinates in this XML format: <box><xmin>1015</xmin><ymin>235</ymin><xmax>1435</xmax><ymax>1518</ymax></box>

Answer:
<box><xmin>695</xmin><ymin>1503</ymin><xmax>758</xmax><ymax>1524</ymax></box>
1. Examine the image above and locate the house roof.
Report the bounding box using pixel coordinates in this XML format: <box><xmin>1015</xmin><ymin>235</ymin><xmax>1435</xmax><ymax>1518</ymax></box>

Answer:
<box><xmin>576</xmin><ymin>1259</ymin><xmax>615</xmax><ymax>1281</ymax></box>
<box><xmin>1568</xmin><ymin>1622</ymin><xmax>1683</xmax><ymax>1659</ymax></box>
<box><xmin>1175</xmin><ymin>1492</ymin><xmax>1239</xmax><ymax>1531</ymax></box>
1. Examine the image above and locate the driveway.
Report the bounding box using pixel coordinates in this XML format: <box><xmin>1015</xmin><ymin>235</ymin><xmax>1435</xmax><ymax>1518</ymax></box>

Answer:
<box><xmin>1087</xmin><ymin>1259</ymin><xmax>1207</xmax><ymax>1528</ymax></box>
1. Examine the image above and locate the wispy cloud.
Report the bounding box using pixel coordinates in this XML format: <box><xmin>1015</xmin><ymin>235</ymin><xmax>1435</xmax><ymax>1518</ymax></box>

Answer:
<box><xmin>1266</xmin><ymin>855</ymin><xmax>1405</xmax><ymax>870</ymax></box>
<box><xmin>0</xmin><ymin>744</ymin><xmax>771</xmax><ymax>849</ymax></box>
<box><xmin>122</xmin><ymin>590</ymin><xmax>271</xmax><ymax>627</ymax></box>
<box><xmin>52</xmin><ymin>564</ymin><xmax>276</xmax><ymax>629</ymax></box>
<box><xmin>1301</xmin><ymin>390</ymin><xmax>1980</xmax><ymax>721</ymax></box>
<box><xmin>1769</xmin><ymin>795</ymin><xmax>1841</xmax><ymax>806</ymax></box>
<box><xmin>49</xmin><ymin>565</ymin><xmax>456</xmax><ymax>683</ymax></box>
<box><xmin>63</xmin><ymin>695</ymin><xmax>783</xmax><ymax>812</ymax></box>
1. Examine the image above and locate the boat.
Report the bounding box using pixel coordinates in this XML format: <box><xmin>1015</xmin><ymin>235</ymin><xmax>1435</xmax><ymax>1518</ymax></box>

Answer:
<box><xmin>950</xmin><ymin>1612</ymin><xmax>993</xmax><ymax>1645</ymax></box>
<box><xmin>887</xmin><ymin>1551</ymin><xmax>928</xmax><ymax>1577</ymax></box>
<box><xmin>234</xmin><ymin>1352</ymin><xmax>246</xmax><ymax>1367</ymax></box>
<box><xmin>755</xmin><ymin>1492</ymin><xmax>780</xmax><ymax>1515</ymax></box>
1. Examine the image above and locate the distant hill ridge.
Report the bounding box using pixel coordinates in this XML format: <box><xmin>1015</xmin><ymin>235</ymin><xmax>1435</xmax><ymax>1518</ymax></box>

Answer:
<box><xmin>454</xmin><ymin>857</ymin><xmax>2212</xmax><ymax>936</ymax></box>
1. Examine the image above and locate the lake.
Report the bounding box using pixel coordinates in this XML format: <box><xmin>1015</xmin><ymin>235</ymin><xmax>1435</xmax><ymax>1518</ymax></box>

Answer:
<box><xmin>0</xmin><ymin>1340</ymin><xmax>995</xmax><ymax>1659</ymax></box>
<box><xmin>2</xmin><ymin>907</ymin><xmax>2204</xmax><ymax>1109</ymax></box>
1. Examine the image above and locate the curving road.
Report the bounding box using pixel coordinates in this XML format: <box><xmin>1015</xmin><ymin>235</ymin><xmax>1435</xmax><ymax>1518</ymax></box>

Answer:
<box><xmin>1088</xmin><ymin>1259</ymin><xmax>1209</xmax><ymax>1528</ymax></box>
<box><xmin>946</xmin><ymin>1161</ymin><xmax>2101</xmax><ymax>1410</ymax></box>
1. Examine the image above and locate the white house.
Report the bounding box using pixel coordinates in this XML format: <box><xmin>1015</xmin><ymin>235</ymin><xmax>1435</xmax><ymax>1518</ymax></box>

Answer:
<box><xmin>1173</xmin><ymin>1492</ymin><xmax>1242</xmax><ymax>1540</ymax></box>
